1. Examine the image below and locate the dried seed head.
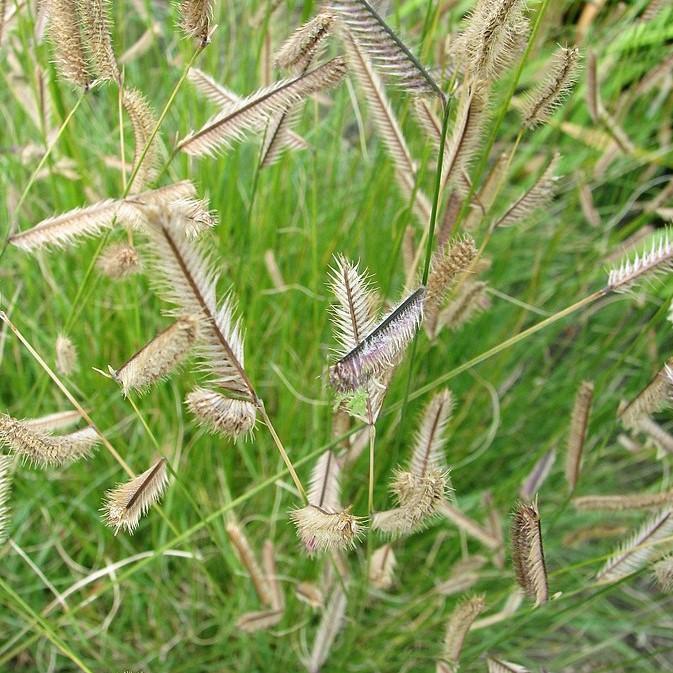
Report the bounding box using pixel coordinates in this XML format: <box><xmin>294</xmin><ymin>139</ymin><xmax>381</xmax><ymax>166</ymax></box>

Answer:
<box><xmin>520</xmin><ymin>448</ymin><xmax>556</xmax><ymax>502</ymax></box>
<box><xmin>521</xmin><ymin>46</ymin><xmax>580</xmax><ymax>128</ymax></box>
<box><xmin>618</xmin><ymin>358</ymin><xmax>673</xmax><ymax>429</ymax></box>
<box><xmin>439</xmin><ymin>594</ymin><xmax>486</xmax><ymax>672</ymax></box>
<box><xmin>654</xmin><ymin>556</ymin><xmax>673</xmax><ymax>592</ymax></box>
<box><xmin>48</xmin><ymin>0</ymin><xmax>91</xmax><ymax>88</ymax></box>
<box><xmin>486</xmin><ymin>657</ymin><xmax>530</xmax><ymax>673</ymax></box>
<box><xmin>22</xmin><ymin>410</ymin><xmax>81</xmax><ymax>433</ymax></box>
<box><xmin>607</xmin><ymin>230</ymin><xmax>673</xmax><ymax>293</ymax></box>
<box><xmin>186</xmin><ymin>388</ymin><xmax>257</xmax><ymax>439</ymax></box>
<box><xmin>0</xmin><ymin>455</ymin><xmax>14</xmax><ymax>544</ymax></box>
<box><xmin>78</xmin><ymin>0</ymin><xmax>119</xmax><ymax>83</ymax></box>
<box><xmin>262</xmin><ymin>539</ymin><xmax>284</xmax><ymax>611</ymax></box>
<box><xmin>56</xmin><ymin>335</ymin><xmax>78</xmax><ymax>376</ymax></box>
<box><xmin>123</xmin><ymin>87</ymin><xmax>160</xmax><ymax>192</ymax></box>
<box><xmin>436</xmin><ymin>281</ymin><xmax>491</xmax><ymax>334</ymax></box>
<box><xmin>102</xmin><ymin>458</ymin><xmax>168</xmax><ymax>534</ymax></box>
<box><xmin>274</xmin><ymin>12</ymin><xmax>334</xmax><ymax>71</ymax></box>
<box><xmin>511</xmin><ymin>500</ymin><xmax>548</xmax><ymax>605</ymax></box>
<box><xmin>574</xmin><ymin>490</ymin><xmax>673</xmax><ymax>512</ymax></box>
<box><xmin>96</xmin><ymin>243</ymin><xmax>141</xmax><ymax>279</ymax></box>
<box><xmin>597</xmin><ymin>508</ymin><xmax>673</xmax><ymax>583</ymax></box>
<box><xmin>112</xmin><ymin>316</ymin><xmax>199</xmax><ymax>395</ymax></box>
<box><xmin>172</xmin><ymin>198</ymin><xmax>218</xmax><ymax>238</ymax></box>
<box><xmin>179</xmin><ymin>0</ymin><xmax>213</xmax><ymax>46</ymax></box>
<box><xmin>368</xmin><ymin>544</ymin><xmax>396</xmax><ymax>590</ymax></box>
<box><xmin>409</xmin><ymin>389</ymin><xmax>453</xmax><ymax>478</ymax></box>
<box><xmin>425</xmin><ymin>236</ymin><xmax>478</xmax><ymax>336</ymax></box>
<box><xmin>0</xmin><ymin>415</ymin><xmax>98</xmax><ymax>468</ymax></box>
<box><xmin>329</xmin><ymin>287</ymin><xmax>425</xmax><ymax>393</ymax></box>
<box><xmin>565</xmin><ymin>380</ymin><xmax>594</xmax><ymax>491</ymax></box>
<box><xmin>290</xmin><ymin>505</ymin><xmax>362</xmax><ymax>555</ymax></box>
<box><xmin>236</xmin><ymin>609</ymin><xmax>283</xmax><ymax>633</ymax></box>
<box><xmin>295</xmin><ymin>581</ymin><xmax>324</xmax><ymax>608</ymax></box>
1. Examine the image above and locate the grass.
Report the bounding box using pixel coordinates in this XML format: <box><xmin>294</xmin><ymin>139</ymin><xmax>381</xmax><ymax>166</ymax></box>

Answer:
<box><xmin>2</xmin><ymin>0</ymin><xmax>673</xmax><ymax>671</ymax></box>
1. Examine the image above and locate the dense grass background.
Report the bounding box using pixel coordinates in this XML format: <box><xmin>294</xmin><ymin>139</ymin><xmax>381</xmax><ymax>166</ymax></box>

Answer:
<box><xmin>2</xmin><ymin>0</ymin><xmax>673</xmax><ymax>670</ymax></box>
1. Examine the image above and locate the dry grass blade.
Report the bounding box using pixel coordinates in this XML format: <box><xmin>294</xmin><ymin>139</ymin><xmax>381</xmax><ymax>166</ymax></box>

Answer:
<box><xmin>78</xmin><ymin>0</ymin><xmax>119</xmax><ymax>82</ymax></box>
<box><xmin>618</xmin><ymin>358</ymin><xmax>673</xmax><ymax>429</ymax></box>
<box><xmin>409</xmin><ymin>389</ymin><xmax>453</xmax><ymax>478</ymax></box>
<box><xmin>607</xmin><ymin>230</ymin><xmax>673</xmax><ymax>293</ymax></box>
<box><xmin>493</xmin><ymin>153</ymin><xmax>560</xmax><ymax>228</ymax></box>
<box><xmin>179</xmin><ymin>0</ymin><xmax>212</xmax><ymax>46</ymax></box>
<box><xmin>102</xmin><ymin>457</ymin><xmax>168</xmax><ymax>534</ymax></box>
<box><xmin>111</xmin><ymin>316</ymin><xmax>199</xmax><ymax>396</ymax></box>
<box><xmin>597</xmin><ymin>509</ymin><xmax>673</xmax><ymax>583</ymax></box>
<box><xmin>123</xmin><ymin>87</ymin><xmax>160</xmax><ymax>192</ymax></box>
<box><xmin>141</xmin><ymin>204</ymin><xmax>257</xmax><ymax>403</ymax></box>
<box><xmin>178</xmin><ymin>58</ymin><xmax>347</xmax><ymax>157</ymax></box>
<box><xmin>0</xmin><ymin>455</ymin><xmax>13</xmax><ymax>544</ymax></box>
<box><xmin>521</xmin><ymin>46</ymin><xmax>580</xmax><ymax>128</ymax></box>
<box><xmin>329</xmin><ymin>0</ymin><xmax>443</xmax><ymax>99</ymax></box>
<box><xmin>48</xmin><ymin>0</ymin><xmax>91</xmax><ymax>88</ymax></box>
<box><xmin>511</xmin><ymin>500</ymin><xmax>548</xmax><ymax>605</ymax></box>
<box><xmin>437</xmin><ymin>594</ymin><xmax>486</xmax><ymax>673</ymax></box>
<box><xmin>343</xmin><ymin>31</ymin><xmax>431</xmax><ymax>225</ymax></box>
<box><xmin>329</xmin><ymin>286</ymin><xmax>425</xmax><ymax>393</ymax></box>
<box><xmin>305</xmin><ymin>584</ymin><xmax>347</xmax><ymax>673</ymax></box>
<box><xmin>520</xmin><ymin>448</ymin><xmax>556</xmax><ymax>502</ymax></box>
<box><xmin>565</xmin><ymin>380</ymin><xmax>594</xmax><ymax>491</ymax></box>
<box><xmin>0</xmin><ymin>415</ymin><xmax>98</xmax><ymax>468</ymax></box>
<box><xmin>574</xmin><ymin>490</ymin><xmax>673</xmax><ymax>511</ymax></box>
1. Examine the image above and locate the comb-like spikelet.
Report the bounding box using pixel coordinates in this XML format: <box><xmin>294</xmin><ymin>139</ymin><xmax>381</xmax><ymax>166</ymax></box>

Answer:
<box><xmin>653</xmin><ymin>556</ymin><xmax>673</xmax><ymax>592</ymax></box>
<box><xmin>464</xmin><ymin>153</ymin><xmax>509</xmax><ymax>230</ymax></box>
<box><xmin>23</xmin><ymin>410</ymin><xmax>81</xmax><ymax>432</ymax></box>
<box><xmin>493</xmin><ymin>154</ymin><xmax>560</xmax><ymax>228</ymax></box>
<box><xmin>619</xmin><ymin>358</ymin><xmax>673</xmax><ymax>429</ymax></box>
<box><xmin>179</xmin><ymin>0</ymin><xmax>212</xmax><ymax>46</ymax></box>
<box><xmin>0</xmin><ymin>415</ymin><xmax>98</xmax><ymax>468</ymax></box>
<box><xmin>78</xmin><ymin>0</ymin><xmax>119</xmax><ymax>82</ymax></box>
<box><xmin>486</xmin><ymin>658</ymin><xmax>530</xmax><ymax>673</ymax></box>
<box><xmin>236</xmin><ymin>609</ymin><xmax>283</xmax><ymax>633</ymax></box>
<box><xmin>607</xmin><ymin>230</ymin><xmax>673</xmax><ymax>293</ymax></box>
<box><xmin>274</xmin><ymin>12</ymin><xmax>334</xmax><ymax>71</ymax></box>
<box><xmin>0</xmin><ymin>455</ymin><xmax>13</xmax><ymax>544</ymax></box>
<box><xmin>329</xmin><ymin>0</ymin><xmax>443</xmax><ymax>99</ymax></box>
<box><xmin>511</xmin><ymin>500</ymin><xmax>548</xmax><ymax>605</ymax></box>
<box><xmin>519</xmin><ymin>448</ymin><xmax>556</xmax><ymax>502</ymax></box>
<box><xmin>48</xmin><ymin>0</ymin><xmax>91</xmax><ymax>88</ymax></box>
<box><xmin>457</xmin><ymin>0</ymin><xmax>529</xmax><ymax>82</ymax></box>
<box><xmin>170</xmin><ymin>197</ymin><xmax>218</xmax><ymax>238</ymax></box>
<box><xmin>369</xmin><ymin>543</ymin><xmax>396</xmax><ymax>590</ymax></box>
<box><xmin>574</xmin><ymin>490</ymin><xmax>673</xmax><ymax>511</ymax></box>
<box><xmin>305</xmin><ymin>584</ymin><xmax>347</xmax><ymax>673</ymax></box>
<box><xmin>436</xmin><ymin>280</ymin><xmax>490</xmax><ymax>333</ymax></box>
<box><xmin>56</xmin><ymin>334</ymin><xmax>78</xmax><ymax>376</ymax></box>
<box><xmin>96</xmin><ymin>242</ymin><xmax>141</xmax><ymax>279</ymax></box>
<box><xmin>178</xmin><ymin>58</ymin><xmax>347</xmax><ymax>157</ymax></box>
<box><xmin>343</xmin><ymin>31</ymin><xmax>432</xmax><ymax>225</ymax></box>
<box><xmin>123</xmin><ymin>87</ymin><xmax>160</xmax><ymax>192</ymax></box>
<box><xmin>186</xmin><ymin>388</ymin><xmax>256</xmax><ymax>439</ymax></box>
<box><xmin>291</xmin><ymin>450</ymin><xmax>361</xmax><ymax>554</ymax></box>
<box><xmin>329</xmin><ymin>286</ymin><xmax>425</xmax><ymax>393</ymax></box>
<box><xmin>409</xmin><ymin>389</ymin><xmax>453</xmax><ymax>477</ymax></box>
<box><xmin>188</xmin><ymin>67</ymin><xmax>243</xmax><ymax>107</ymax></box>
<box><xmin>441</xmin><ymin>86</ymin><xmax>488</xmax><ymax>194</ymax></box>
<box><xmin>140</xmin><ymin>204</ymin><xmax>257</xmax><ymax>407</ymax></box>
<box><xmin>521</xmin><ymin>46</ymin><xmax>580</xmax><ymax>128</ymax></box>
<box><xmin>112</xmin><ymin>316</ymin><xmax>199</xmax><ymax>395</ymax></box>
<box><xmin>425</xmin><ymin>236</ymin><xmax>478</xmax><ymax>337</ymax></box>
<box><xmin>565</xmin><ymin>380</ymin><xmax>594</xmax><ymax>491</ymax></box>
<box><xmin>638</xmin><ymin>415</ymin><xmax>673</xmax><ymax>454</ymax></box>
<box><xmin>373</xmin><ymin>468</ymin><xmax>447</xmax><ymax>536</ymax></box>
<box><xmin>102</xmin><ymin>457</ymin><xmax>168</xmax><ymax>534</ymax></box>
<box><xmin>9</xmin><ymin>199</ymin><xmax>139</xmax><ymax>251</ymax></box>
<box><xmin>597</xmin><ymin>509</ymin><xmax>673</xmax><ymax>583</ymax></box>
<box><xmin>225</xmin><ymin>521</ymin><xmax>275</xmax><ymax>607</ymax></box>
<box><xmin>437</xmin><ymin>595</ymin><xmax>486</xmax><ymax>673</ymax></box>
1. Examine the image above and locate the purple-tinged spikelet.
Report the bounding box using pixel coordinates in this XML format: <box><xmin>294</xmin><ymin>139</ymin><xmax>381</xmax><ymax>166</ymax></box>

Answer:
<box><xmin>511</xmin><ymin>500</ymin><xmax>548</xmax><ymax>605</ymax></box>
